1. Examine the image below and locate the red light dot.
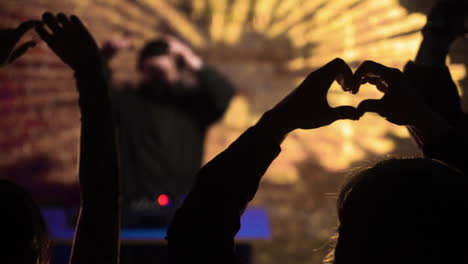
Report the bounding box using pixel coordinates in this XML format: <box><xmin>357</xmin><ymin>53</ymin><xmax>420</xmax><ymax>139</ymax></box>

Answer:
<box><xmin>157</xmin><ymin>194</ymin><xmax>170</xmax><ymax>207</ymax></box>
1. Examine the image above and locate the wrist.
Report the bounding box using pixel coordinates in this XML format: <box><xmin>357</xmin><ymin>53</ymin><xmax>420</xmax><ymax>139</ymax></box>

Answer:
<box><xmin>422</xmin><ymin>20</ymin><xmax>464</xmax><ymax>44</ymax></box>
<box><xmin>415</xmin><ymin>34</ymin><xmax>451</xmax><ymax>66</ymax></box>
<box><xmin>255</xmin><ymin>110</ymin><xmax>294</xmax><ymax>145</ymax></box>
<box><xmin>73</xmin><ymin>52</ymin><xmax>105</xmax><ymax>73</ymax></box>
<box><xmin>74</xmin><ymin>59</ymin><xmax>108</xmax><ymax>89</ymax></box>
<box><xmin>408</xmin><ymin>110</ymin><xmax>452</xmax><ymax>144</ymax></box>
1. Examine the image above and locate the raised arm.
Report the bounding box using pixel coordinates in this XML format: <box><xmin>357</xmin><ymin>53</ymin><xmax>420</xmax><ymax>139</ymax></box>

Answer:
<box><xmin>403</xmin><ymin>1</ymin><xmax>468</xmax><ymax>146</ymax></box>
<box><xmin>0</xmin><ymin>20</ymin><xmax>36</xmax><ymax>67</ymax></box>
<box><xmin>356</xmin><ymin>60</ymin><xmax>468</xmax><ymax>174</ymax></box>
<box><xmin>35</xmin><ymin>12</ymin><xmax>120</xmax><ymax>264</ymax></box>
<box><xmin>167</xmin><ymin>58</ymin><xmax>362</xmax><ymax>264</ymax></box>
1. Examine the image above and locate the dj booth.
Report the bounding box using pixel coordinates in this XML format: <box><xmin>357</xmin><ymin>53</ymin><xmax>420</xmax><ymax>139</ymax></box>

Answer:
<box><xmin>43</xmin><ymin>207</ymin><xmax>271</xmax><ymax>263</ymax></box>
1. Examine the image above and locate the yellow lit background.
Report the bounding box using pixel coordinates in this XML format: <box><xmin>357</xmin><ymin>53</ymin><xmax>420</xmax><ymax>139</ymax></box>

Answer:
<box><xmin>0</xmin><ymin>0</ymin><xmax>467</xmax><ymax>263</ymax></box>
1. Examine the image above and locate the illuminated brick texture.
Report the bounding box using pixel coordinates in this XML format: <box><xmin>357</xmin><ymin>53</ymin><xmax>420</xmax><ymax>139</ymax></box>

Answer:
<box><xmin>1</xmin><ymin>1</ymin><xmax>467</xmax><ymax>263</ymax></box>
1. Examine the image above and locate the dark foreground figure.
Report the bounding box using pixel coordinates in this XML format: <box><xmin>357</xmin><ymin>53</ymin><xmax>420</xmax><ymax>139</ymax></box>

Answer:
<box><xmin>167</xmin><ymin>1</ymin><xmax>468</xmax><ymax>263</ymax></box>
<box><xmin>0</xmin><ymin>13</ymin><xmax>121</xmax><ymax>264</ymax></box>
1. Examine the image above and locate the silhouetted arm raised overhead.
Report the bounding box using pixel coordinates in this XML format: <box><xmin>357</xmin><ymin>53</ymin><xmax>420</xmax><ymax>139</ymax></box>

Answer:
<box><xmin>35</xmin><ymin>12</ymin><xmax>121</xmax><ymax>264</ymax></box>
<box><xmin>351</xmin><ymin>60</ymin><xmax>468</xmax><ymax>175</ymax></box>
<box><xmin>401</xmin><ymin>3</ymin><xmax>468</xmax><ymax>174</ymax></box>
<box><xmin>167</xmin><ymin>58</ymin><xmax>363</xmax><ymax>264</ymax></box>
<box><xmin>402</xmin><ymin>63</ymin><xmax>468</xmax><ymax>174</ymax></box>
<box><xmin>167</xmin><ymin>124</ymin><xmax>281</xmax><ymax>264</ymax></box>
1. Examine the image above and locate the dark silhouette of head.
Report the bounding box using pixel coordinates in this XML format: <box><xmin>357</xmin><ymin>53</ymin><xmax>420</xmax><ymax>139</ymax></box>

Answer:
<box><xmin>137</xmin><ymin>39</ymin><xmax>181</xmax><ymax>86</ymax></box>
<box><xmin>331</xmin><ymin>158</ymin><xmax>468</xmax><ymax>264</ymax></box>
<box><xmin>0</xmin><ymin>180</ymin><xmax>50</xmax><ymax>264</ymax></box>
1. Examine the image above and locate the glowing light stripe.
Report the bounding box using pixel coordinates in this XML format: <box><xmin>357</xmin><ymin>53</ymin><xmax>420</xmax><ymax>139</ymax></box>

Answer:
<box><xmin>306</xmin><ymin>7</ymin><xmax>406</xmax><ymax>41</ymax></box>
<box><xmin>139</xmin><ymin>0</ymin><xmax>206</xmax><ymax>48</ymax></box>
<box><xmin>115</xmin><ymin>1</ymin><xmax>159</xmax><ymax>26</ymax></box>
<box><xmin>90</xmin><ymin>4</ymin><xmax>156</xmax><ymax>38</ymax></box>
<box><xmin>299</xmin><ymin>13</ymin><xmax>424</xmax><ymax>52</ymax></box>
<box><xmin>192</xmin><ymin>0</ymin><xmax>207</xmax><ymax>19</ymax></box>
<box><xmin>224</xmin><ymin>0</ymin><xmax>251</xmax><ymax>44</ymax></box>
<box><xmin>209</xmin><ymin>0</ymin><xmax>228</xmax><ymax>42</ymax></box>
<box><xmin>287</xmin><ymin>32</ymin><xmax>423</xmax><ymax>71</ymax></box>
<box><xmin>252</xmin><ymin>0</ymin><xmax>277</xmax><ymax>32</ymax></box>
<box><xmin>274</xmin><ymin>0</ymin><xmax>301</xmax><ymax>19</ymax></box>
<box><xmin>312</xmin><ymin>0</ymin><xmax>362</xmax><ymax>23</ymax></box>
<box><xmin>267</xmin><ymin>0</ymin><xmax>327</xmax><ymax>38</ymax></box>
<box><xmin>287</xmin><ymin>0</ymin><xmax>388</xmax><ymax>47</ymax></box>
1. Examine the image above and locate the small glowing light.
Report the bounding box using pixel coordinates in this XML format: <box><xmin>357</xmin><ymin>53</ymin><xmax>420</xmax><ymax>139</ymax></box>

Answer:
<box><xmin>157</xmin><ymin>194</ymin><xmax>170</xmax><ymax>207</ymax></box>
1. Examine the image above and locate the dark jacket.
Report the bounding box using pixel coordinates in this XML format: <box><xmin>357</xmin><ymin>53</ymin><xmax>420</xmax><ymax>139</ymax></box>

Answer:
<box><xmin>111</xmin><ymin>67</ymin><xmax>234</xmax><ymax>204</ymax></box>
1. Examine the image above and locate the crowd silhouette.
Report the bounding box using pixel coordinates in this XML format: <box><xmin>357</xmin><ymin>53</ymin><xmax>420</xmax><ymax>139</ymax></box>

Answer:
<box><xmin>0</xmin><ymin>0</ymin><xmax>467</xmax><ymax>263</ymax></box>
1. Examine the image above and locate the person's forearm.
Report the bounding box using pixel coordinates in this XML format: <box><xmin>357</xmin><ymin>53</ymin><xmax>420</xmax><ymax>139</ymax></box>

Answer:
<box><xmin>420</xmin><ymin>128</ymin><xmax>468</xmax><ymax>175</ymax></box>
<box><xmin>407</xmin><ymin>110</ymin><xmax>452</xmax><ymax>147</ymax></box>
<box><xmin>70</xmin><ymin>203</ymin><xmax>120</xmax><ymax>264</ymax></box>
<box><xmin>69</xmin><ymin>63</ymin><xmax>120</xmax><ymax>264</ymax></box>
<box><xmin>77</xmin><ymin>102</ymin><xmax>119</xmax><ymax>205</ymax></box>
<box><xmin>167</xmin><ymin>115</ymin><xmax>284</xmax><ymax>263</ymax></box>
<box><xmin>403</xmin><ymin>61</ymin><xmax>465</xmax><ymax>132</ymax></box>
<box><xmin>406</xmin><ymin>107</ymin><xmax>468</xmax><ymax>174</ymax></box>
<box><xmin>415</xmin><ymin>33</ymin><xmax>451</xmax><ymax>67</ymax></box>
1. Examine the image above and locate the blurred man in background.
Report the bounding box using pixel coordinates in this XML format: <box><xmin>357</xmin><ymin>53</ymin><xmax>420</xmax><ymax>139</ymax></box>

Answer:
<box><xmin>102</xmin><ymin>35</ymin><xmax>235</xmax><ymax>218</ymax></box>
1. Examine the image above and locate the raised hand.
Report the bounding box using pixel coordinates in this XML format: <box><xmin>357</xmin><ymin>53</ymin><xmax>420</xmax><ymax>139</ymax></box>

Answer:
<box><xmin>164</xmin><ymin>35</ymin><xmax>203</xmax><ymax>70</ymax></box>
<box><xmin>355</xmin><ymin>60</ymin><xmax>440</xmax><ymax>127</ymax></box>
<box><xmin>35</xmin><ymin>14</ymin><xmax>120</xmax><ymax>264</ymax></box>
<box><xmin>35</xmin><ymin>12</ymin><xmax>101</xmax><ymax>72</ymax></box>
<box><xmin>259</xmin><ymin>58</ymin><xmax>362</xmax><ymax>136</ymax></box>
<box><xmin>0</xmin><ymin>20</ymin><xmax>37</xmax><ymax>66</ymax></box>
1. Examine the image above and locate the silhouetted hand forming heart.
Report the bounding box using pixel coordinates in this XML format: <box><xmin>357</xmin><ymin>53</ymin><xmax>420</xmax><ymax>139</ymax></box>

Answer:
<box><xmin>353</xmin><ymin>60</ymin><xmax>441</xmax><ymax>128</ymax></box>
<box><xmin>258</xmin><ymin>58</ymin><xmax>364</xmax><ymax>137</ymax></box>
<box><xmin>0</xmin><ymin>20</ymin><xmax>37</xmax><ymax>67</ymax></box>
<box><xmin>35</xmin><ymin>12</ymin><xmax>102</xmax><ymax>73</ymax></box>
